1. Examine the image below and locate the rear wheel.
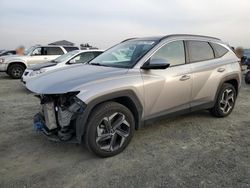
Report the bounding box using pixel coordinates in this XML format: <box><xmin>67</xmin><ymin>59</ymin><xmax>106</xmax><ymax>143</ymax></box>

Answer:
<box><xmin>8</xmin><ymin>64</ymin><xmax>25</xmax><ymax>79</ymax></box>
<box><xmin>245</xmin><ymin>71</ymin><xmax>250</xmax><ymax>84</ymax></box>
<box><xmin>210</xmin><ymin>83</ymin><xmax>236</xmax><ymax>117</ymax></box>
<box><xmin>85</xmin><ymin>102</ymin><xmax>135</xmax><ymax>157</ymax></box>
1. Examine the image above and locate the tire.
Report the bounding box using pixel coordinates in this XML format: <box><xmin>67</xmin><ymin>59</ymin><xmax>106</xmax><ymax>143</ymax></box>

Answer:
<box><xmin>245</xmin><ymin>71</ymin><xmax>250</xmax><ymax>84</ymax></box>
<box><xmin>210</xmin><ymin>83</ymin><xmax>236</xmax><ymax>117</ymax></box>
<box><xmin>8</xmin><ymin>64</ymin><xmax>25</xmax><ymax>79</ymax></box>
<box><xmin>85</xmin><ymin>102</ymin><xmax>135</xmax><ymax>157</ymax></box>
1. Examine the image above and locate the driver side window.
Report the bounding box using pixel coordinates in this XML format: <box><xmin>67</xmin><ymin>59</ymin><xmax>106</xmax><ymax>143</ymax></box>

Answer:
<box><xmin>151</xmin><ymin>41</ymin><xmax>185</xmax><ymax>67</ymax></box>
<box><xmin>32</xmin><ymin>47</ymin><xmax>42</xmax><ymax>56</ymax></box>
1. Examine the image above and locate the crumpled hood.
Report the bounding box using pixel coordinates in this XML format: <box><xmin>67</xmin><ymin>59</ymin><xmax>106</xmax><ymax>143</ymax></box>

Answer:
<box><xmin>26</xmin><ymin>64</ymin><xmax>129</xmax><ymax>94</ymax></box>
<box><xmin>28</xmin><ymin>61</ymin><xmax>57</xmax><ymax>71</ymax></box>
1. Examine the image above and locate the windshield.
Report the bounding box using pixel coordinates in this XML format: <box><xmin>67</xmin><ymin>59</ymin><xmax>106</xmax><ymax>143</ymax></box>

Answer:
<box><xmin>52</xmin><ymin>50</ymin><xmax>80</xmax><ymax>63</ymax></box>
<box><xmin>89</xmin><ymin>40</ymin><xmax>156</xmax><ymax>68</ymax></box>
<box><xmin>24</xmin><ymin>46</ymin><xmax>36</xmax><ymax>55</ymax></box>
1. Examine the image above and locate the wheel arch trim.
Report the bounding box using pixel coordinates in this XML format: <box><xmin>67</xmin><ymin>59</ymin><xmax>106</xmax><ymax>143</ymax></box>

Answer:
<box><xmin>214</xmin><ymin>73</ymin><xmax>240</xmax><ymax>104</ymax></box>
<box><xmin>75</xmin><ymin>90</ymin><xmax>143</xmax><ymax>142</ymax></box>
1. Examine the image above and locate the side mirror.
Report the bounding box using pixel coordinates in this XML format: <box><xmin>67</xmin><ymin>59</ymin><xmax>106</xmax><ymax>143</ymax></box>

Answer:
<box><xmin>141</xmin><ymin>58</ymin><xmax>170</xmax><ymax>70</ymax></box>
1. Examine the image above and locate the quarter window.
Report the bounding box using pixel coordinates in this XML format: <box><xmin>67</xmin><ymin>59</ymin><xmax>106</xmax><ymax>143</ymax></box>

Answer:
<box><xmin>187</xmin><ymin>41</ymin><xmax>214</xmax><ymax>62</ymax></box>
<box><xmin>151</xmin><ymin>41</ymin><xmax>185</xmax><ymax>66</ymax></box>
<box><xmin>210</xmin><ymin>43</ymin><xmax>228</xmax><ymax>58</ymax></box>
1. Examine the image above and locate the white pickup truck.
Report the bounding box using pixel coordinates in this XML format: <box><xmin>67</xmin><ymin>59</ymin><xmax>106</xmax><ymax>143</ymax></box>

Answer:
<box><xmin>0</xmin><ymin>45</ymin><xmax>79</xmax><ymax>78</ymax></box>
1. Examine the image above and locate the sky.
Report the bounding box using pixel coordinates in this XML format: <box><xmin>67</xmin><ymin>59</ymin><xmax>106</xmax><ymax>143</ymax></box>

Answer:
<box><xmin>0</xmin><ymin>0</ymin><xmax>249</xmax><ymax>50</ymax></box>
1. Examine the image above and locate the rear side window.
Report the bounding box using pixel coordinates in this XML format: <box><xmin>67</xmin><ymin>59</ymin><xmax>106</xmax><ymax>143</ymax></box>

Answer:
<box><xmin>44</xmin><ymin>47</ymin><xmax>64</xmax><ymax>55</ymax></box>
<box><xmin>64</xmin><ymin>47</ymin><xmax>79</xmax><ymax>52</ymax></box>
<box><xmin>187</xmin><ymin>41</ymin><xmax>214</xmax><ymax>62</ymax></box>
<box><xmin>210</xmin><ymin>43</ymin><xmax>229</xmax><ymax>58</ymax></box>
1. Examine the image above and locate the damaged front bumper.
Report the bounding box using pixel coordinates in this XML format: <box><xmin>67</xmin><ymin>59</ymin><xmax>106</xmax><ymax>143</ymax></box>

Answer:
<box><xmin>33</xmin><ymin>92</ymin><xmax>86</xmax><ymax>143</ymax></box>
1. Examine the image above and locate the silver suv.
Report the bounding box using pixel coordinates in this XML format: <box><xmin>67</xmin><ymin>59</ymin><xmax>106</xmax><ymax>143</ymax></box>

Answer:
<box><xmin>0</xmin><ymin>45</ymin><xmax>79</xmax><ymax>79</ymax></box>
<box><xmin>27</xmin><ymin>35</ymin><xmax>241</xmax><ymax>157</ymax></box>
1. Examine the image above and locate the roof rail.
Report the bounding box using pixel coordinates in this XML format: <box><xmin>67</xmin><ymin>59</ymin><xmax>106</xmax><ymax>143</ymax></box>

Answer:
<box><xmin>120</xmin><ymin>38</ymin><xmax>137</xmax><ymax>43</ymax></box>
<box><xmin>159</xmin><ymin>34</ymin><xmax>221</xmax><ymax>42</ymax></box>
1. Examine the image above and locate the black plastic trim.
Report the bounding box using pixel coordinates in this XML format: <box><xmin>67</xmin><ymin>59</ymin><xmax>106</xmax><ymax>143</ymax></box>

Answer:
<box><xmin>75</xmin><ymin>90</ymin><xmax>143</xmax><ymax>142</ymax></box>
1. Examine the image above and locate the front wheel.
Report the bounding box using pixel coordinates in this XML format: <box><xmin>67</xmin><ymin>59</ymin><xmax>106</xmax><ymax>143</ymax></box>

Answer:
<box><xmin>8</xmin><ymin>64</ymin><xmax>25</xmax><ymax>79</ymax></box>
<box><xmin>84</xmin><ymin>102</ymin><xmax>135</xmax><ymax>157</ymax></box>
<box><xmin>210</xmin><ymin>83</ymin><xmax>236</xmax><ymax>117</ymax></box>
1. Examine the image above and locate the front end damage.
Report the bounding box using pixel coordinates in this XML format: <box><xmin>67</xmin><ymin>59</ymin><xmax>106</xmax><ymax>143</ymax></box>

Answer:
<box><xmin>33</xmin><ymin>92</ymin><xmax>86</xmax><ymax>142</ymax></box>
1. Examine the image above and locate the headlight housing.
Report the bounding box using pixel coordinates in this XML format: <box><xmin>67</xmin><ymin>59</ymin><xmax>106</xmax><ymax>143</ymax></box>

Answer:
<box><xmin>29</xmin><ymin>69</ymin><xmax>45</xmax><ymax>77</ymax></box>
<box><xmin>0</xmin><ymin>58</ymin><xmax>5</xmax><ymax>63</ymax></box>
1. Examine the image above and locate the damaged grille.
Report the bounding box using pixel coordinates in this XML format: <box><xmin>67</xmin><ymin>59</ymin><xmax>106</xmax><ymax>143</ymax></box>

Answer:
<box><xmin>40</xmin><ymin>92</ymin><xmax>85</xmax><ymax>130</ymax></box>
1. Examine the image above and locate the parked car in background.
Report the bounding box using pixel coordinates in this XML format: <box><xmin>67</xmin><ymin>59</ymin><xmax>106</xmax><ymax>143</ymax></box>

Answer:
<box><xmin>244</xmin><ymin>49</ymin><xmax>250</xmax><ymax>59</ymax></box>
<box><xmin>27</xmin><ymin>34</ymin><xmax>241</xmax><ymax>157</ymax></box>
<box><xmin>21</xmin><ymin>49</ymin><xmax>103</xmax><ymax>84</ymax></box>
<box><xmin>0</xmin><ymin>50</ymin><xmax>16</xmax><ymax>57</ymax></box>
<box><xmin>243</xmin><ymin>49</ymin><xmax>250</xmax><ymax>84</ymax></box>
<box><xmin>0</xmin><ymin>45</ymin><xmax>79</xmax><ymax>79</ymax></box>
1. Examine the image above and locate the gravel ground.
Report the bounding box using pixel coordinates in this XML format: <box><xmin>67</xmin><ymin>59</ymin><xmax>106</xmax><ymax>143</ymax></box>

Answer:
<box><xmin>0</xmin><ymin>72</ymin><xmax>249</xmax><ymax>188</ymax></box>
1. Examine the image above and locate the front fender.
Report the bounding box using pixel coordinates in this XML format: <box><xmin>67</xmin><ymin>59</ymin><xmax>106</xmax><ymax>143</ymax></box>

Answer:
<box><xmin>75</xmin><ymin>90</ymin><xmax>143</xmax><ymax>142</ymax></box>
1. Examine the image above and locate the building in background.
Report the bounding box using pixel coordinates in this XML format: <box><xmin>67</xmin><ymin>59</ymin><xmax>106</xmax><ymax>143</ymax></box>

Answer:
<box><xmin>49</xmin><ymin>40</ymin><xmax>75</xmax><ymax>46</ymax></box>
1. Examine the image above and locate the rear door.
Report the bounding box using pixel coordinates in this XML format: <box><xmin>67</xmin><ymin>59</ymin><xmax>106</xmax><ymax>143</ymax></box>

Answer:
<box><xmin>186</xmin><ymin>40</ymin><xmax>228</xmax><ymax>107</ymax></box>
<box><xmin>43</xmin><ymin>47</ymin><xmax>64</xmax><ymax>61</ymax></box>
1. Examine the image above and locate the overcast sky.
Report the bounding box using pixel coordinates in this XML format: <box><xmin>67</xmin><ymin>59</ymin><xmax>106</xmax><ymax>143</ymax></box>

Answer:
<box><xmin>0</xmin><ymin>0</ymin><xmax>249</xmax><ymax>50</ymax></box>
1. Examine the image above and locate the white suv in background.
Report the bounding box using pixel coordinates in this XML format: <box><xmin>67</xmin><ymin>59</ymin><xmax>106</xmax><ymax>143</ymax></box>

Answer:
<box><xmin>21</xmin><ymin>49</ymin><xmax>103</xmax><ymax>84</ymax></box>
<box><xmin>0</xmin><ymin>45</ymin><xmax>79</xmax><ymax>79</ymax></box>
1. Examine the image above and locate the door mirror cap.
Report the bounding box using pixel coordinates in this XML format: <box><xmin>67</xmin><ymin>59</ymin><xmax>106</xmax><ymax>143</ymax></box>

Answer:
<box><xmin>141</xmin><ymin>58</ymin><xmax>170</xmax><ymax>70</ymax></box>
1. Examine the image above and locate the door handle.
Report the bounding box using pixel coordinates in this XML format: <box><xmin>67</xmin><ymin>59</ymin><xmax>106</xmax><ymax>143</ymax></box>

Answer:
<box><xmin>217</xmin><ymin>68</ymin><xmax>225</xmax><ymax>72</ymax></box>
<box><xmin>44</xmin><ymin>57</ymin><xmax>48</xmax><ymax>60</ymax></box>
<box><xmin>180</xmin><ymin>75</ymin><xmax>191</xmax><ymax>81</ymax></box>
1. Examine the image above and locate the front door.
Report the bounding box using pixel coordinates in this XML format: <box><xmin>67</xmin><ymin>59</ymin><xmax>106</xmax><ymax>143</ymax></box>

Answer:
<box><xmin>141</xmin><ymin>40</ymin><xmax>193</xmax><ymax>119</ymax></box>
<box><xmin>29</xmin><ymin>47</ymin><xmax>47</xmax><ymax>65</ymax></box>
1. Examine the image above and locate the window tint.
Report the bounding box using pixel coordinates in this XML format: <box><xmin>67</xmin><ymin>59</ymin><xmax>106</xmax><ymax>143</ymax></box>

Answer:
<box><xmin>64</xmin><ymin>47</ymin><xmax>79</xmax><ymax>52</ymax></box>
<box><xmin>210</xmin><ymin>43</ymin><xmax>229</xmax><ymax>58</ymax></box>
<box><xmin>187</xmin><ymin>41</ymin><xmax>214</xmax><ymax>62</ymax></box>
<box><xmin>151</xmin><ymin>41</ymin><xmax>185</xmax><ymax>66</ymax></box>
<box><xmin>44</xmin><ymin>47</ymin><xmax>64</xmax><ymax>55</ymax></box>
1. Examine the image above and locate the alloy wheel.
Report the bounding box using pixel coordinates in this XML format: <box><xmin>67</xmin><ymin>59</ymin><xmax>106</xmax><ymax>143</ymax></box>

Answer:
<box><xmin>219</xmin><ymin>88</ymin><xmax>235</xmax><ymax>114</ymax></box>
<box><xmin>96</xmin><ymin>112</ymin><xmax>130</xmax><ymax>152</ymax></box>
